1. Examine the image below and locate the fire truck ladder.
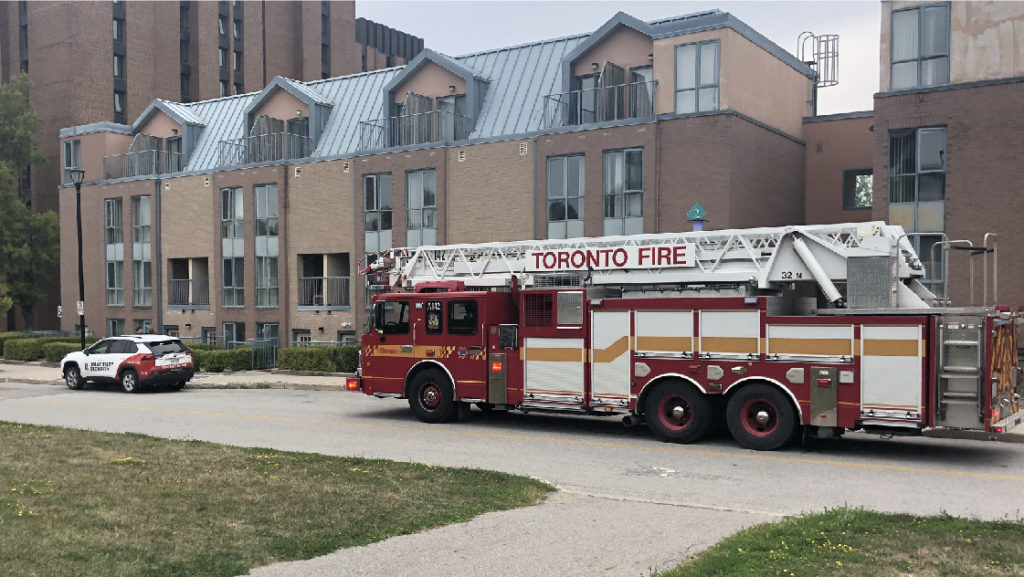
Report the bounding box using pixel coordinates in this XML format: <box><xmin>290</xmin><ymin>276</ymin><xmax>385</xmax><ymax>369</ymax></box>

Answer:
<box><xmin>367</xmin><ymin>221</ymin><xmax>933</xmax><ymax>308</ymax></box>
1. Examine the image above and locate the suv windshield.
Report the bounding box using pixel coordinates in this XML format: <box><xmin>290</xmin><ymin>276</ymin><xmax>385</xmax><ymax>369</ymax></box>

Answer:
<box><xmin>148</xmin><ymin>341</ymin><xmax>187</xmax><ymax>355</ymax></box>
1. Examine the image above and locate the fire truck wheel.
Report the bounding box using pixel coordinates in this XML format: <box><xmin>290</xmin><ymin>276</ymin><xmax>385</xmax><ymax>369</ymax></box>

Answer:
<box><xmin>408</xmin><ymin>369</ymin><xmax>456</xmax><ymax>423</ymax></box>
<box><xmin>726</xmin><ymin>384</ymin><xmax>796</xmax><ymax>451</ymax></box>
<box><xmin>644</xmin><ymin>382</ymin><xmax>713</xmax><ymax>443</ymax></box>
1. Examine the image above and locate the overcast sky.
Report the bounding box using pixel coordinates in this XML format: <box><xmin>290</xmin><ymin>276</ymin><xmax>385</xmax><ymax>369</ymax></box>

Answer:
<box><xmin>357</xmin><ymin>1</ymin><xmax>881</xmax><ymax>115</ymax></box>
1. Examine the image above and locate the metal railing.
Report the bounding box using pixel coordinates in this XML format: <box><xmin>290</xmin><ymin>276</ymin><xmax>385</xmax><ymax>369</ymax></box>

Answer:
<box><xmin>217</xmin><ymin>132</ymin><xmax>313</xmax><ymax>166</ymax></box>
<box><xmin>167</xmin><ymin>278</ymin><xmax>210</xmax><ymax>306</ymax></box>
<box><xmin>102</xmin><ymin>150</ymin><xmax>184</xmax><ymax>180</ymax></box>
<box><xmin>298</xmin><ymin>276</ymin><xmax>350</xmax><ymax>307</ymax></box>
<box><xmin>541</xmin><ymin>80</ymin><xmax>657</xmax><ymax>129</ymax></box>
<box><xmin>358</xmin><ymin>110</ymin><xmax>470</xmax><ymax>150</ymax></box>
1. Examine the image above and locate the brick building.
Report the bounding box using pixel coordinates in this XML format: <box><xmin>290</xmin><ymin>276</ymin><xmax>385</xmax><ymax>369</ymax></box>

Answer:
<box><xmin>0</xmin><ymin>0</ymin><xmax>420</xmax><ymax>329</ymax></box>
<box><xmin>55</xmin><ymin>4</ymin><xmax>1024</xmax><ymax>346</ymax></box>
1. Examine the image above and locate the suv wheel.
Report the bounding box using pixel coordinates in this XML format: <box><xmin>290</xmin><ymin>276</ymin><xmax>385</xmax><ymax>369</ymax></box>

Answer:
<box><xmin>119</xmin><ymin>369</ymin><xmax>142</xmax><ymax>394</ymax></box>
<box><xmin>64</xmin><ymin>366</ymin><xmax>85</xmax><ymax>390</ymax></box>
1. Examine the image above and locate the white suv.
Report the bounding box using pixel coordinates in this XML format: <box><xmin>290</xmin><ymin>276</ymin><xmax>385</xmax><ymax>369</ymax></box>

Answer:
<box><xmin>61</xmin><ymin>335</ymin><xmax>194</xmax><ymax>393</ymax></box>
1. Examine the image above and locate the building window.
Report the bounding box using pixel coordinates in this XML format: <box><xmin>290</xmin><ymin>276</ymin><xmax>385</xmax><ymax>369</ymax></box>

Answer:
<box><xmin>603</xmin><ymin>148</ymin><xmax>643</xmax><ymax>236</ymax></box>
<box><xmin>233</xmin><ymin>51</ymin><xmax>241</xmax><ymax>72</ymax></box>
<box><xmin>163</xmin><ymin>325</ymin><xmax>180</xmax><ymax>337</ymax></box>
<box><xmin>105</xmin><ymin>198</ymin><xmax>124</xmax><ymax>306</ymax></box>
<box><xmin>675</xmin><ymin>40</ymin><xmax>720</xmax><ymax>114</ymax></box>
<box><xmin>364</xmin><ymin>174</ymin><xmax>393</xmax><ymax>252</ymax></box>
<box><xmin>233</xmin><ymin>20</ymin><xmax>241</xmax><ymax>40</ymax></box>
<box><xmin>62</xmin><ymin>140</ymin><xmax>81</xmax><ymax>184</ymax></box>
<box><xmin>256</xmin><ymin>322</ymin><xmax>278</xmax><ymax>341</ymax></box>
<box><xmin>255</xmin><ymin>184</ymin><xmax>279</xmax><ymax>307</ymax></box>
<box><xmin>133</xmin><ymin>318</ymin><xmax>152</xmax><ymax>334</ymax></box>
<box><xmin>406</xmin><ymin>169</ymin><xmax>437</xmax><ymax>247</ymax></box>
<box><xmin>223</xmin><ymin>322</ymin><xmax>244</xmax><ymax>343</ymax></box>
<box><xmin>219</xmin><ymin>81</ymin><xmax>228</xmax><ymax>97</ymax></box>
<box><xmin>218</xmin><ymin>16</ymin><xmax>226</xmax><ymax>36</ymax></box>
<box><xmin>843</xmin><ymin>169</ymin><xmax>873</xmax><ymax>210</ymax></box>
<box><xmin>114</xmin><ymin>91</ymin><xmax>125</xmax><ymax>114</ymax></box>
<box><xmin>889</xmin><ymin>127</ymin><xmax>946</xmax><ymax>204</ymax></box>
<box><xmin>547</xmin><ymin>155</ymin><xmax>584</xmax><ymax>239</ymax></box>
<box><xmin>131</xmin><ymin>196</ymin><xmax>152</xmax><ymax>306</ymax></box>
<box><xmin>292</xmin><ymin>329</ymin><xmax>312</xmax><ymax>346</ymax></box>
<box><xmin>891</xmin><ymin>3</ymin><xmax>949</xmax><ymax>90</ymax></box>
<box><xmin>106</xmin><ymin>318</ymin><xmax>125</xmax><ymax>337</ymax></box>
<box><xmin>113</xmin><ymin>18</ymin><xmax>124</xmax><ymax>42</ymax></box>
<box><xmin>219</xmin><ymin>48</ymin><xmax>226</xmax><ymax>68</ymax></box>
<box><xmin>166</xmin><ymin>137</ymin><xmax>183</xmax><ymax>172</ymax></box>
<box><xmin>234</xmin><ymin>83</ymin><xmax>243</xmax><ymax>95</ymax></box>
<box><xmin>113</xmin><ymin>54</ymin><xmax>124</xmax><ymax>78</ymax></box>
<box><xmin>221</xmin><ymin>187</ymin><xmax>244</xmax><ymax>306</ymax></box>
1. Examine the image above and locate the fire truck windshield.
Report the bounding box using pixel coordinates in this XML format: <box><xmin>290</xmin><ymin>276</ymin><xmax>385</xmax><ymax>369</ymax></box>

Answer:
<box><xmin>376</xmin><ymin>300</ymin><xmax>410</xmax><ymax>334</ymax></box>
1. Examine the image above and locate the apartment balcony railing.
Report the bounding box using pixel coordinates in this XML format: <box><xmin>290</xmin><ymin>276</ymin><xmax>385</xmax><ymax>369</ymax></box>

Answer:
<box><xmin>298</xmin><ymin>276</ymin><xmax>350</xmax><ymax>308</ymax></box>
<box><xmin>541</xmin><ymin>80</ymin><xmax>657</xmax><ymax>129</ymax></box>
<box><xmin>102</xmin><ymin>150</ymin><xmax>184</xmax><ymax>180</ymax></box>
<box><xmin>217</xmin><ymin>132</ymin><xmax>313</xmax><ymax>167</ymax></box>
<box><xmin>358</xmin><ymin>110</ymin><xmax>470</xmax><ymax>151</ymax></box>
<box><xmin>168</xmin><ymin>278</ymin><xmax>210</xmax><ymax>307</ymax></box>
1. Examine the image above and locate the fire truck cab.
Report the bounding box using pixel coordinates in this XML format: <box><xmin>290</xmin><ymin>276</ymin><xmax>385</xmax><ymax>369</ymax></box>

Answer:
<box><xmin>353</xmin><ymin>222</ymin><xmax>1024</xmax><ymax>450</ymax></box>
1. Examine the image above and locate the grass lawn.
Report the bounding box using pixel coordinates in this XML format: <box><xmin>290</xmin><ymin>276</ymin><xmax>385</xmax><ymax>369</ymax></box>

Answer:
<box><xmin>659</xmin><ymin>507</ymin><xmax>1024</xmax><ymax>577</ymax></box>
<box><xmin>0</xmin><ymin>422</ymin><xmax>552</xmax><ymax>577</ymax></box>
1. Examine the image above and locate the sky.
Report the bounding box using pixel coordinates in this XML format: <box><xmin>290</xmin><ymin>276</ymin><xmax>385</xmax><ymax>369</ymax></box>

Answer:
<box><xmin>357</xmin><ymin>1</ymin><xmax>882</xmax><ymax>115</ymax></box>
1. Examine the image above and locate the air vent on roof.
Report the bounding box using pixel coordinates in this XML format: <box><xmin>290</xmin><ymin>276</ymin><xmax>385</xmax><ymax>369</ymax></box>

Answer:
<box><xmin>457</xmin><ymin>150</ymin><xmax>466</xmax><ymax>163</ymax></box>
<box><xmin>203</xmin><ymin>176</ymin><xmax>210</xmax><ymax>187</ymax></box>
<box><xmin>294</xmin><ymin>166</ymin><xmax>302</xmax><ymax>178</ymax></box>
<box><xmin>519</xmin><ymin>142</ymin><xmax>528</xmax><ymax>156</ymax></box>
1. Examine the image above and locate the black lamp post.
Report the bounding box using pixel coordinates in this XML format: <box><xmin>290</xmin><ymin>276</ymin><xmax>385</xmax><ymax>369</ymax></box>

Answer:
<box><xmin>69</xmin><ymin>168</ymin><xmax>86</xmax><ymax>350</ymax></box>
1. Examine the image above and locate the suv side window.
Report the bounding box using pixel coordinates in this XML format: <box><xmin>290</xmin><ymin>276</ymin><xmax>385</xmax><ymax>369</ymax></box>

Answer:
<box><xmin>88</xmin><ymin>340</ymin><xmax>113</xmax><ymax>355</ymax></box>
<box><xmin>110</xmin><ymin>340</ymin><xmax>136</xmax><ymax>354</ymax></box>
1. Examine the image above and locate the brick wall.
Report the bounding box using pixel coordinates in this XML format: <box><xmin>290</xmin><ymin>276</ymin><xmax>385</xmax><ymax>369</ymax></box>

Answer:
<box><xmin>803</xmin><ymin>115</ymin><xmax>875</xmax><ymax>225</ymax></box>
<box><xmin>447</xmin><ymin>139</ymin><xmax>534</xmax><ymax>244</ymax></box>
<box><xmin>873</xmin><ymin>80</ymin><xmax>1024</xmax><ymax>306</ymax></box>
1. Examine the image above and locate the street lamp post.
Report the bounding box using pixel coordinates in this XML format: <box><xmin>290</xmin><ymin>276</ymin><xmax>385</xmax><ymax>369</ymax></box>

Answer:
<box><xmin>69</xmin><ymin>168</ymin><xmax>86</xmax><ymax>350</ymax></box>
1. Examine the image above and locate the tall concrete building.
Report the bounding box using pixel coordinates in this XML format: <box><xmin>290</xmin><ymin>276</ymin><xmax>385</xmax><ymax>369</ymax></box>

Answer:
<box><xmin>0</xmin><ymin>0</ymin><xmax>421</xmax><ymax>328</ymax></box>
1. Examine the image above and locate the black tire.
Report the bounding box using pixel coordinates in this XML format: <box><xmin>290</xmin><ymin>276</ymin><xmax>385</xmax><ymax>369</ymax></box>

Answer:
<box><xmin>644</xmin><ymin>381</ymin><xmax>713</xmax><ymax>443</ymax></box>
<box><xmin>407</xmin><ymin>368</ymin><xmax>456</xmax><ymax>423</ymax></box>
<box><xmin>726</xmin><ymin>384</ymin><xmax>797</xmax><ymax>451</ymax></box>
<box><xmin>64</xmin><ymin>365</ymin><xmax>85</xmax><ymax>390</ymax></box>
<box><xmin>119</xmin><ymin>369</ymin><xmax>142</xmax><ymax>394</ymax></box>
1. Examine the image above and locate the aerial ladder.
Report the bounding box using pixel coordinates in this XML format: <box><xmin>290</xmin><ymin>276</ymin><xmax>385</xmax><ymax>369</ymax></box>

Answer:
<box><xmin>364</xmin><ymin>221</ymin><xmax>935</xmax><ymax>310</ymax></box>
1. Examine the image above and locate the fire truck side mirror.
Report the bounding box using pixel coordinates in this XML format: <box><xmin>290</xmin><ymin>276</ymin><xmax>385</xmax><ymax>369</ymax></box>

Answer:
<box><xmin>498</xmin><ymin>324</ymin><xmax>518</xmax><ymax>349</ymax></box>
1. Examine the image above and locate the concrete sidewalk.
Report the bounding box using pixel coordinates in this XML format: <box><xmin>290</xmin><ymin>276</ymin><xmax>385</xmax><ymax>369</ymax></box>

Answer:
<box><xmin>1</xmin><ymin>359</ymin><xmax>1021</xmax><ymax>443</ymax></box>
<box><xmin>0</xmin><ymin>359</ymin><xmax>351</xmax><ymax>391</ymax></box>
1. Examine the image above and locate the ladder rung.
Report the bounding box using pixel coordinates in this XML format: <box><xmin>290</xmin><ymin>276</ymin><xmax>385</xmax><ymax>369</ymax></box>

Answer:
<box><xmin>942</xmin><ymin>366</ymin><xmax>979</xmax><ymax>374</ymax></box>
<box><xmin>941</xmin><ymin>392</ymin><xmax>979</xmax><ymax>400</ymax></box>
<box><xmin>943</xmin><ymin>340</ymin><xmax>979</xmax><ymax>346</ymax></box>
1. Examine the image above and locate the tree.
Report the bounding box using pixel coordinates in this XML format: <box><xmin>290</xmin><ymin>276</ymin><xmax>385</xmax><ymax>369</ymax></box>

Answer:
<box><xmin>0</xmin><ymin>75</ymin><xmax>57</xmax><ymax>330</ymax></box>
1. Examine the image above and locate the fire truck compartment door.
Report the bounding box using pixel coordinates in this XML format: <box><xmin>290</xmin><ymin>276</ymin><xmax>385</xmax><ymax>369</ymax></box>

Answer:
<box><xmin>860</xmin><ymin>324</ymin><xmax>923</xmax><ymax>420</ymax></box>
<box><xmin>523</xmin><ymin>338</ymin><xmax>585</xmax><ymax>403</ymax></box>
<box><xmin>591</xmin><ymin>311</ymin><xmax>631</xmax><ymax>406</ymax></box>
<box><xmin>488</xmin><ymin>353</ymin><xmax>507</xmax><ymax>404</ymax></box>
<box><xmin>809</xmin><ymin>366</ymin><xmax>838</xmax><ymax>427</ymax></box>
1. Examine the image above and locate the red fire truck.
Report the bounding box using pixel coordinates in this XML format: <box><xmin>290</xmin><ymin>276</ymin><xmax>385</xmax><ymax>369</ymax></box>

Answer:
<box><xmin>348</xmin><ymin>222</ymin><xmax>1023</xmax><ymax>450</ymax></box>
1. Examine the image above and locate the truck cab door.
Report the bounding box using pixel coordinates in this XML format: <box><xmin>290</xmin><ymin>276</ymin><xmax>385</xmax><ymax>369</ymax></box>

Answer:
<box><xmin>437</xmin><ymin>298</ymin><xmax>487</xmax><ymax>400</ymax></box>
<box><xmin>362</xmin><ymin>299</ymin><xmax>414</xmax><ymax>396</ymax></box>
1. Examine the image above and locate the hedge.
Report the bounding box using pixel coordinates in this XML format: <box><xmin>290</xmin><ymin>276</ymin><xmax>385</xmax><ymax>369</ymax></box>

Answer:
<box><xmin>3</xmin><ymin>336</ymin><xmax>96</xmax><ymax>361</ymax></box>
<box><xmin>185</xmin><ymin>342</ymin><xmax>221</xmax><ymax>352</ymax></box>
<box><xmin>277</xmin><ymin>345</ymin><xmax>359</xmax><ymax>373</ymax></box>
<box><xmin>43</xmin><ymin>342</ymin><xmax>84</xmax><ymax>363</ymax></box>
<box><xmin>192</xmin><ymin>346</ymin><xmax>252</xmax><ymax>373</ymax></box>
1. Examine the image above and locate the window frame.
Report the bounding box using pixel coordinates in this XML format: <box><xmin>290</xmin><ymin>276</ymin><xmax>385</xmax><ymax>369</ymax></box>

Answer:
<box><xmin>888</xmin><ymin>126</ymin><xmax>946</xmax><ymax>205</ymax></box>
<box><xmin>602</xmin><ymin>147</ymin><xmax>644</xmax><ymax>235</ymax></box>
<box><xmin>364</xmin><ymin>173</ymin><xmax>393</xmax><ymax>252</ymax></box>
<box><xmin>447</xmin><ymin>300</ymin><xmax>478</xmax><ymax>336</ymax></box>
<box><xmin>406</xmin><ymin>169</ymin><xmax>437</xmax><ymax>248</ymax></box>
<box><xmin>63</xmin><ymin>140</ymin><xmax>81</xmax><ymax>183</ymax></box>
<box><xmin>674</xmin><ymin>39</ymin><xmax>720</xmax><ymax>114</ymax></box>
<box><xmin>842</xmin><ymin>168</ymin><xmax>873</xmax><ymax>210</ymax></box>
<box><xmin>546</xmin><ymin>154</ymin><xmax>585</xmax><ymax>239</ymax></box>
<box><xmin>890</xmin><ymin>3</ymin><xmax>950</xmax><ymax>90</ymax></box>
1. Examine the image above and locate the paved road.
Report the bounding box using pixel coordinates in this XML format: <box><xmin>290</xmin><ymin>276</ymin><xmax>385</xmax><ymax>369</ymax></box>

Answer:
<box><xmin>2</xmin><ymin>382</ymin><xmax>1023</xmax><ymax>577</ymax></box>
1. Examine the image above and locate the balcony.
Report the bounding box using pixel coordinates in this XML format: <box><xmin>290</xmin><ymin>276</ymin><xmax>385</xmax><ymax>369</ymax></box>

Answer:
<box><xmin>168</xmin><ymin>278</ymin><xmax>210</xmax><ymax>308</ymax></box>
<box><xmin>217</xmin><ymin>132</ymin><xmax>313</xmax><ymax>167</ymax></box>
<box><xmin>102</xmin><ymin>150</ymin><xmax>184</xmax><ymax>180</ymax></box>
<box><xmin>541</xmin><ymin>79</ymin><xmax>656</xmax><ymax>129</ymax></box>
<box><xmin>358</xmin><ymin>110</ymin><xmax>470</xmax><ymax>151</ymax></box>
<box><xmin>298</xmin><ymin>276</ymin><xmax>350</xmax><ymax>308</ymax></box>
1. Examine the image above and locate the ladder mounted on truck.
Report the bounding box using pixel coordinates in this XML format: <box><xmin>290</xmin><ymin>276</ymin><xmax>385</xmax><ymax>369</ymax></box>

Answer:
<box><xmin>364</xmin><ymin>221</ymin><xmax>936</xmax><ymax>309</ymax></box>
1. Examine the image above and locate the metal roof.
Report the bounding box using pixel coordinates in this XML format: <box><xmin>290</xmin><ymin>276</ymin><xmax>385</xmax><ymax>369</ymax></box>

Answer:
<box><xmin>165</xmin><ymin>10</ymin><xmax>802</xmax><ymax>172</ymax></box>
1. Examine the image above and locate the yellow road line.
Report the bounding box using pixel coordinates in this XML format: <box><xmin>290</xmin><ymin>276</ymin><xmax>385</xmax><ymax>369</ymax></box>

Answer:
<box><xmin>8</xmin><ymin>396</ymin><xmax>1024</xmax><ymax>483</ymax></box>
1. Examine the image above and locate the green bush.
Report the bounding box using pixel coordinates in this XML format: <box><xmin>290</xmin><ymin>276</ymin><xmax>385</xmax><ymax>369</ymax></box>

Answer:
<box><xmin>335</xmin><ymin>345</ymin><xmax>360</xmax><ymax>373</ymax></box>
<box><xmin>186</xmin><ymin>342</ymin><xmax>221</xmax><ymax>351</ymax></box>
<box><xmin>3</xmin><ymin>338</ymin><xmax>45</xmax><ymax>361</ymax></box>
<box><xmin>192</xmin><ymin>346</ymin><xmax>251</xmax><ymax>373</ymax></box>
<box><xmin>43</xmin><ymin>342</ymin><xmax>83</xmax><ymax>363</ymax></box>
<box><xmin>0</xmin><ymin>331</ymin><xmax>38</xmax><ymax>356</ymax></box>
<box><xmin>278</xmin><ymin>347</ymin><xmax>336</xmax><ymax>372</ymax></box>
